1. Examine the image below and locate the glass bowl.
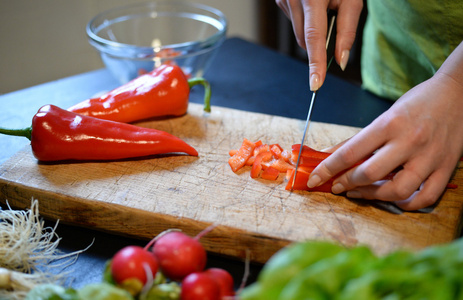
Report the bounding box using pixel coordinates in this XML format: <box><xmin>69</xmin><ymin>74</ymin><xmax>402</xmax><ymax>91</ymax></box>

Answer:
<box><xmin>87</xmin><ymin>1</ymin><xmax>228</xmax><ymax>84</ymax></box>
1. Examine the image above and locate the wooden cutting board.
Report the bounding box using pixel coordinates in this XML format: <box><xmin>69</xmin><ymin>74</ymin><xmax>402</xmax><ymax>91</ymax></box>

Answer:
<box><xmin>0</xmin><ymin>103</ymin><xmax>462</xmax><ymax>263</ymax></box>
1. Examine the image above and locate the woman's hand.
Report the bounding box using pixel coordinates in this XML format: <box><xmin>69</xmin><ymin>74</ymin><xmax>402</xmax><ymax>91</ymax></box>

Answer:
<box><xmin>307</xmin><ymin>43</ymin><xmax>463</xmax><ymax>211</ymax></box>
<box><xmin>275</xmin><ymin>0</ymin><xmax>363</xmax><ymax>90</ymax></box>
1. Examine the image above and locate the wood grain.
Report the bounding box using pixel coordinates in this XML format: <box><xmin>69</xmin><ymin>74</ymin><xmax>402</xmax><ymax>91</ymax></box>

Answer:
<box><xmin>0</xmin><ymin>103</ymin><xmax>461</xmax><ymax>263</ymax></box>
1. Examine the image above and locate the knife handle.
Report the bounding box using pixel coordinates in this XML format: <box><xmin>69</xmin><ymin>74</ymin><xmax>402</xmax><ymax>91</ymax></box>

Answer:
<box><xmin>326</xmin><ymin>10</ymin><xmax>337</xmax><ymax>69</ymax></box>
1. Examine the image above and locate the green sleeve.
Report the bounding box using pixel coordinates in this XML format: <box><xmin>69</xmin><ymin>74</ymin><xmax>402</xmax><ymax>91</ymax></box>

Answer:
<box><xmin>361</xmin><ymin>0</ymin><xmax>463</xmax><ymax>100</ymax></box>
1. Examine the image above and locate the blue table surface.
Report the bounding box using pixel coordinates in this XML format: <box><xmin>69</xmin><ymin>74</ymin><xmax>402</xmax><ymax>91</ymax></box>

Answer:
<box><xmin>0</xmin><ymin>37</ymin><xmax>392</xmax><ymax>289</ymax></box>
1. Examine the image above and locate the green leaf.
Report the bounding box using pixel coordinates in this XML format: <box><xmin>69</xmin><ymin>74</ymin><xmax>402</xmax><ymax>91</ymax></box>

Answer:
<box><xmin>25</xmin><ymin>284</ymin><xmax>79</xmax><ymax>300</ymax></box>
<box><xmin>78</xmin><ymin>283</ymin><xmax>134</xmax><ymax>300</ymax></box>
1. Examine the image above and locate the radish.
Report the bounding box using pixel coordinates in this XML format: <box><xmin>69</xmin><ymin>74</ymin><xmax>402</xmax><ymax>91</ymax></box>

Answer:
<box><xmin>205</xmin><ymin>268</ymin><xmax>235</xmax><ymax>297</ymax></box>
<box><xmin>152</xmin><ymin>231</ymin><xmax>207</xmax><ymax>281</ymax></box>
<box><xmin>110</xmin><ymin>245</ymin><xmax>158</xmax><ymax>286</ymax></box>
<box><xmin>181</xmin><ymin>272</ymin><xmax>220</xmax><ymax>300</ymax></box>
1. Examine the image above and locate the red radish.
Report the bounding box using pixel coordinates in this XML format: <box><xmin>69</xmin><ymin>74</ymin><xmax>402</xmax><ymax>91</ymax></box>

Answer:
<box><xmin>111</xmin><ymin>245</ymin><xmax>158</xmax><ymax>285</ymax></box>
<box><xmin>152</xmin><ymin>231</ymin><xmax>207</xmax><ymax>281</ymax></box>
<box><xmin>181</xmin><ymin>272</ymin><xmax>220</xmax><ymax>300</ymax></box>
<box><xmin>205</xmin><ymin>268</ymin><xmax>235</xmax><ymax>297</ymax></box>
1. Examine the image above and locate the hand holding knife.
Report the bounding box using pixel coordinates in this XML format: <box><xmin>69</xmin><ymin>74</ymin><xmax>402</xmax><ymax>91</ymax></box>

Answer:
<box><xmin>291</xmin><ymin>10</ymin><xmax>337</xmax><ymax>191</ymax></box>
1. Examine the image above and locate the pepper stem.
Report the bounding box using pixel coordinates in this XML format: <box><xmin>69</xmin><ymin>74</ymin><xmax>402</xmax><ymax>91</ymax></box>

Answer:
<box><xmin>188</xmin><ymin>77</ymin><xmax>211</xmax><ymax>113</ymax></box>
<box><xmin>0</xmin><ymin>126</ymin><xmax>32</xmax><ymax>141</ymax></box>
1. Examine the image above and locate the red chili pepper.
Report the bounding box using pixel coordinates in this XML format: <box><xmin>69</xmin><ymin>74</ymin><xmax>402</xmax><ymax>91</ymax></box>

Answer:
<box><xmin>286</xmin><ymin>168</ymin><xmax>459</xmax><ymax>192</ymax></box>
<box><xmin>67</xmin><ymin>64</ymin><xmax>211</xmax><ymax>123</ymax></box>
<box><xmin>0</xmin><ymin>105</ymin><xmax>198</xmax><ymax>162</ymax></box>
<box><xmin>291</xmin><ymin>144</ymin><xmax>331</xmax><ymax>160</ymax></box>
<box><xmin>285</xmin><ymin>168</ymin><xmax>334</xmax><ymax>192</ymax></box>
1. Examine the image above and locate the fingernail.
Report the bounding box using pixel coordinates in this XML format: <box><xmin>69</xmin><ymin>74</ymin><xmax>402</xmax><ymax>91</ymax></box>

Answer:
<box><xmin>331</xmin><ymin>183</ymin><xmax>345</xmax><ymax>194</ymax></box>
<box><xmin>346</xmin><ymin>190</ymin><xmax>362</xmax><ymax>198</ymax></box>
<box><xmin>340</xmin><ymin>50</ymin><xmax>350</xmax><ymax>71</ymax></box>
<box><xmin>307</xmin><ymin>174</ymin><xmax>321</xmax><ymax>188</ymax></box>
<box><xmin>309</xmin><ymin>73</ymin><xmax>320</xmax><ymax>91</ymax></box>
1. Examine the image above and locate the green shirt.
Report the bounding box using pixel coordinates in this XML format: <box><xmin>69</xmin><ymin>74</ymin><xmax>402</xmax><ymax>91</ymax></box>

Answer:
<box><xmin>361</xmin><ymin>0</ymin><xmax>463</xmax><ymax>100</ymax></box>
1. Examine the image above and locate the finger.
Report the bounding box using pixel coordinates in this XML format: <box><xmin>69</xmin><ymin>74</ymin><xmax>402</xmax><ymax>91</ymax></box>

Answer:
<box><xmin>275</xmin><ymin>0</ymin><xmax>291</xmax><ymax>18</ymax></box>
<box><xmin>394</xmin><ymin>170</ymin><xmax>452</xmax><ymax>211</ymax></box>
<box><xmin>344</xmin><ymin>176</ymin><xmax>420</xmax><ymax>203</ymax></box>
<box><xmin>345</xmin><ymin>160</ymin><xmax>449</xmax><ymax>210</ymax></box>
<box><xmin>276</xmin><ymin>0</ymin><xmax>306</xmax><ymax>50</ymax></box>
<box><xmin>289</xmin><ymin>1</ymin><xmax>307</xmax><ymax>50</ymax></box>
<box><xmin>382</xmin><ymin>162</ymin><xmax>431</xmax><ymax>200</ymax></box>
<box><xmin>302</xmin><ymin>0</ymin><xmax>329</xmax><ymax>91</ymax></box>
<box><xmin>344</xmin><ymin>179</ymin><xmax>390</xmax><ymax>200</ymax></box>
<box><xmin>308</xmin><ymin>124</ymin><xmax>386</xmax><ymax>188</ymax></box>
<box><xmin>331</xmin><ymin>142</ymin><xmax>410</xmax><ymax>193</ymax></box>
<box><xmin>335</xmin><ymin>0</ymin><xmax>364</xmax><ymax>70</ymax></box>
<box><xmin>337</xmin><ymin>142</ymin><xmax>439</xmax><ymax>197</ymax></box>
<box><xmin>383</xmin><ymin>147</ymin><xmax>453</xmax><ymax>202</ymax></box>
<box><xmin>321</xmin><ymin>138</ymin><xmax>350</xmax><ymax>153</ymax></box>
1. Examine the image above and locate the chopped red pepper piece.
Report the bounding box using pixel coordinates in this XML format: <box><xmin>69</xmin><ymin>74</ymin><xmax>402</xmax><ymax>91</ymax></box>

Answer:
<box><xmin>251</xmin><ymin>151</ymin><xmax>273</xmax><ymax>178</ymax></box>
<box><xmin>261</xmin><ymin>166</ymin><xmax>280</xmax><ymax>181</ymax></box>
<box><xmin>270</xmin><ymin>158</ymin><xmax>294</xmax><ymax>172</ymax></box>
<box><xmin>246</xmin><ymin>156</ymin><xmax>256</xmax><ymax>166</ymax></box>
<box><xmin>254</xmin><ymin>144</ymin><xmax>270</xmax><ymax>157</ymax></box>
<box><xmin>280</xmin><ymin>149</ymin><xmax>292</xmax><ymax>163</ymax></box>
<box><xmin>254</xmin><ymin>140</ymin><xmax>263</xmax><ymax>148</ymax></box>
<box><xmin>228</xmin><ymin>138</ymin><xmax>255</xmax><ymax>172</ymax></box>
<box><xmin>270</xmin><ymin>144</ymin><xmax>283</xmax><ymax>158</ymax></box>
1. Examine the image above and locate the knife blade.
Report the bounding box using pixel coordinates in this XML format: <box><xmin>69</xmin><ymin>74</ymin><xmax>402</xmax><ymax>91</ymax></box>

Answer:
<box><xmin>291</xmin><ymin>11</ymin><xmax>337</xmax><ymax>190</ymax></box>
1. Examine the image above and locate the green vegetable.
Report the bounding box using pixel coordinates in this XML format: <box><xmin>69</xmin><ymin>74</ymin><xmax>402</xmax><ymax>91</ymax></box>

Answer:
<box><xmin>141</xmin><ymin>282</ymin><xmax>181</xmax><ymax>300</ymax></box>
<box><xmin>77</xmin><ymin>283</ymin><xmax>134</xmax><ymax>300</ymax></box>
<box><xmin>240</xmin><ymin>238</ymin><xmax>463</xmax><ymax>300</ymax></box>
<box><xmin>102</xmin><ymin>260</ymin><xmax>116</xmax><ymax>285</ymax></box>
<box><xmin>278</xmin><ymin>245</ymin><xmax>375</xmax><ymax>299</ymax></box>
<box><xmin>341</xmin><ymin>267</ymin><xmax>456</xmax><ymax>300</ymax></box>
<box><xmin>25</xmin><ymin>284</ymin><xmax>78</xmax><ymax>300</ymax></box>
<box><xmin>240</xmin><ymin>241</ymin><xmax>344</xmax><ymax>299</ymax></box>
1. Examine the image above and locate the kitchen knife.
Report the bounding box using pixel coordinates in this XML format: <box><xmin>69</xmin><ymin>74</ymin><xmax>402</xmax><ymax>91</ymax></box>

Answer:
<box><xmin>291</xmin><ymin>10</ymin><xmax>337</xmax><ymax>190</ymax></box>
